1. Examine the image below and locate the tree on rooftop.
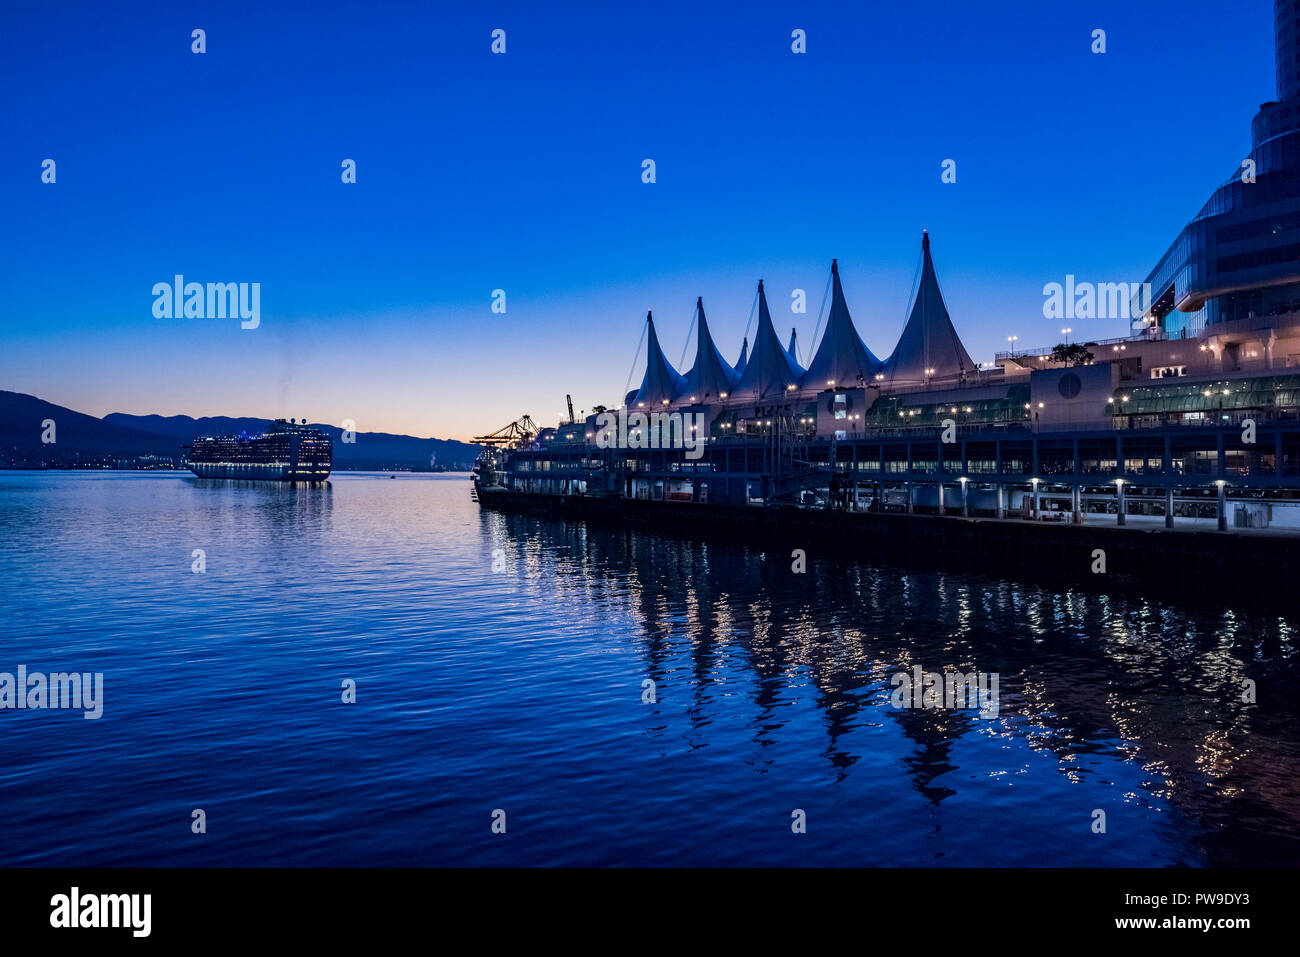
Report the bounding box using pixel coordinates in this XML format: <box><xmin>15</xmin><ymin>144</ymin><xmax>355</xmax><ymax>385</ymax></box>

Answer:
<box><xmin>1050</xmin><ymin>343</ymin><xmax>1095</xmax><ymax>367</ymax></box>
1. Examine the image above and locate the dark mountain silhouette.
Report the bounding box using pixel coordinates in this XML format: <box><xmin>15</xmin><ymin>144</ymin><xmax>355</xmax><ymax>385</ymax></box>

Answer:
<box><xmin>0</xmin><ymin>391</ymin><xmax>178</xmax><ymax>460</ymax></box>
<box><xmin>0</xmin><ymin>391</ymin><xmax>479</xmax><ymax>470</ymax></box>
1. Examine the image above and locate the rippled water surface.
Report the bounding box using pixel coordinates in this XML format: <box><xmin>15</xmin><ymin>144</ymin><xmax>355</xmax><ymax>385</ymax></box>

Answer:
<box><xmin>1</xmin><ymin>471</ymin><xmax>1297</xmax><ymax>866</ymax></box>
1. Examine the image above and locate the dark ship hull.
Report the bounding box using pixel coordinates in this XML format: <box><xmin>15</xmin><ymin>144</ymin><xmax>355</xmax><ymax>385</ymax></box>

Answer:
<box><xmin>184</xmin><ymin>419</ymin><xmax>333</xmax><ymax>482</ymax></box>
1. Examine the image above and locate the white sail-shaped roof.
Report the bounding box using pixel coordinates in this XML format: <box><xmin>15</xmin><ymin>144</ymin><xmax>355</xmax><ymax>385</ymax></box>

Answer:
<box><xmin>682</xmin><ymin>297</ymin><xmax>738</xmax><ymax>401</ymax></box>
<box><xmin>801</xmin><ymin>259</ymin><xmax>883</xmax><ymax>389</ymax></box>
<box><xmin>879</xmin><ymin>232</ymin><xmax>975</xmax><ymax>387</ymax></box>
<box><xmin>735</xmin><ymin>281</ymin><xmax>806</xmax><ymax>398</ymax></box>
<box><xmin>787</xmin><ymin>328</ymin><xmax>799</xmax><ymax>363</ymax></box>
<box><xmin>632</xmin><ymin>311</ymin><xmax>687</xmax><ymax>407</ymax></box>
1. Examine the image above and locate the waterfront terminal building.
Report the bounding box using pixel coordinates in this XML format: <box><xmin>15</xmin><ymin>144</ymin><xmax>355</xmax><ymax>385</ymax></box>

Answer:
<box><xmin>490</xmin><ymin>231</ymin><xmax>1300</xmax><ymax>532</ymax></box>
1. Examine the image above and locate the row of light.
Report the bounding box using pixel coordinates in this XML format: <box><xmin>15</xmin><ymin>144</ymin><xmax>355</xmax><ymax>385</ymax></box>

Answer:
<box><xmin>616</xmin><ymin>340</ymin><xmax>1242</xmax><ymax>430</ymax></box>
<box><xmin>1106</xmin><ymin>387</ymin><xmax>1233</xmax><ymax>405</ymax></box>
<box><xmin>638</xmin><ymin>343</ymin><xmax>1233</xmax><ymax>408</ymax></box>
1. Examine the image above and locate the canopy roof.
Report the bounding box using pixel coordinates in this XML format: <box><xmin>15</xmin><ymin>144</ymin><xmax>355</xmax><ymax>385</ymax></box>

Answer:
<box><xmin>632</xmin><ymin>311</ymin><xmax>687</xmax><ymax>406</ymax></box>
<box><xmin>880</xmin><ymin>232</ymin><xmax>975</xmax><ymax>387</ymax></box>
<box><xmin>787</xmin><ymin>328</ymin><xmax>799</xmax><ymax>363</ymax></box>
<box><xmin>734</xmin><ymin>337</ymin><xmax>749</xmax><ymax>377</ymax></box>
<box><xmin>682</xmin><ymin>297</ymin><xmax>738</xmax><ymax>401</ymax></box>
<box><xmin>800</xmin><ymin>259</ymin><xmax>883</xmax><ymax>389</ymax></box>
<box><xmin>735</xmin><ymin>281</ymin><xmax>806</xmax><ymax>398</ymax></box>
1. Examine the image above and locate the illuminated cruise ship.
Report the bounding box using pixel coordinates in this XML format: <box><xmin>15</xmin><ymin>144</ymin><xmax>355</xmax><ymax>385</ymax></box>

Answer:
<box><xmin>184</xmin><ymin>418</ymin><xmax>332</xmax><ymax>482</ymax></box>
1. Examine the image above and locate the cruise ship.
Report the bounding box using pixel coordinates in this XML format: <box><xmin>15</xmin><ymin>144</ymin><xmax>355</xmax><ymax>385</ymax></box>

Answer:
<box><xmin>475</xmin><ymin>1</ymin><xmax>1300</xmax><ymax>536</ymax></box>
<box><xmin>184</xmin><ymin>418</ymin><xmax>333</xmax><ymax>482</ymax></box>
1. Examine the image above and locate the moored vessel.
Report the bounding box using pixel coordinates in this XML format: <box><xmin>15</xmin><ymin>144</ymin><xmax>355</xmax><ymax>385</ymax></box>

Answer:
<box><xmin>184</xmin><ymin>418</ymin><xmax>332</xmax><ymax>482</ymax></box>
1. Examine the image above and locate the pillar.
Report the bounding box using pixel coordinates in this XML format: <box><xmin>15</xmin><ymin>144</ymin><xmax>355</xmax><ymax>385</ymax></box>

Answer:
<box><xmin>1071</xmin><ymin>484</ymin><xmax>1082</xmax><ymax>525</ymax></box>
<box><xmin>1116</xmin><ymin>482</ymin><xmax>1126</xmax><ymax>526</ymax></box>
<box><xmin>1165</xmin><ymin>486</ymin><xmax>1174</xmax><ymax>528</ymax></box>
<box><xmin>961</xmin><ymin>482</ymin><xmax>969</xmax><ymax>517</ymax></box>
<box><xmin>1217</xmin><ymin>481</ymin><xmax>1228</xmax><ymax>531</ymax></box>
<box><xmin>995</xmin><ymin>484</ymin><xmax>1005</xmax><ymax>519</ymax></box>
<box><xmin>937</xmin><ymin>482</ymin><xmax>945</xmax><ymax>516</ymax></box>
<box><xmin>1032</xmin><ymin>481</ymin><xmax>1040</xmax><ymax>520</ymax></box>
<box><xmin>906</xmin><ymin>482</ymin><xmax>914</xmax><ymax>515</ymax></box>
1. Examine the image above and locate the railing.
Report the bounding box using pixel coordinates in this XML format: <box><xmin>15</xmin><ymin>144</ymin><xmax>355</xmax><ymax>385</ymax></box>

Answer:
<box><xmin>995</xmin><ymin>311</ymin><xmax>1300</xmax><ymax>363</ymax></box>
<box><xmin>707</xmin><ymin>422</ymin><xmax>1034</xmax><ymax>444</ymax></box>
<box><xmin>995</xmin><ymin>330</ymin><xmax>1164</xmax><ymax>361</ymax></box>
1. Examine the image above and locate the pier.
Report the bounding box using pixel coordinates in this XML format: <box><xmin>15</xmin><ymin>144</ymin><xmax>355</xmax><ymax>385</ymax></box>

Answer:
<box><xmin>493</xmin><ymin>417</ymin><xmax>1300</xmax><ymax>533</ymax></box>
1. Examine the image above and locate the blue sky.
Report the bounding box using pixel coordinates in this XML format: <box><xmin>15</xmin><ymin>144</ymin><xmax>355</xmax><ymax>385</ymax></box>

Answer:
<box><xmin>0</xmin><ymin>0</ymin><xmax>1276</xmax><ymax>439</ymax></box>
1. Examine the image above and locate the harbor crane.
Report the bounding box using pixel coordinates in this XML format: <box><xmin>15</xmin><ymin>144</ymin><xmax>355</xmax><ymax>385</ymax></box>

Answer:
<box><xmin>473</xmin><ymin>415</ymin><xmax>539</xmax><ymax>449</ymax></box>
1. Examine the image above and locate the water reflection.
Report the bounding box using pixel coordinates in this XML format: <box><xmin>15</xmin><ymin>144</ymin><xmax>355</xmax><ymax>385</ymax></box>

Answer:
<box><xmin>482</xmin><ymin>509</ymin><xmax>1300</xmax><ymax>865</ymax></box>
<box><xmin>186</xmin><ymin>477</ymin><xmax>334</xmax><ymax>535</ymax></box>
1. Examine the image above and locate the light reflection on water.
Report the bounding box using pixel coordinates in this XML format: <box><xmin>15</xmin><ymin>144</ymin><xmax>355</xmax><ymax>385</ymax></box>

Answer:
<box><xmin>0</xmin><ymin>471</ymin><xmax>1296</xmax><ymax>866</ymax></box>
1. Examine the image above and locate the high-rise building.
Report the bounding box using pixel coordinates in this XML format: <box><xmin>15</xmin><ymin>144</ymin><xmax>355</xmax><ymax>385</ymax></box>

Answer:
<box><xmin>1139</xmin><ymin>0</ymin><xmax>1300</xmax><ymax>338</ymax></box>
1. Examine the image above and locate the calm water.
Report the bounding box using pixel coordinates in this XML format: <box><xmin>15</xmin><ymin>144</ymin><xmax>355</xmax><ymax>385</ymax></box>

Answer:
<box><xmin>0</xmin><ymin>471</ymin><xmax>1297</xmax><ymax>866</ymax></box>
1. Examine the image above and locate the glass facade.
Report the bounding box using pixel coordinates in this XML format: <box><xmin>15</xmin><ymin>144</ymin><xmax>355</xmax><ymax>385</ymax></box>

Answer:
<box><xmin>1139</xmin><ymin>1</ymin><xmax>1300</xmax><ymax>337</ymax></box>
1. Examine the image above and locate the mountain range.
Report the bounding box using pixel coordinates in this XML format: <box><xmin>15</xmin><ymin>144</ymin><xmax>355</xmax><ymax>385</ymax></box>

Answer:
<box><xmin>0</xmin><ymin>391</ymin><xmax>480</xmax><ymax>470</ymax></box>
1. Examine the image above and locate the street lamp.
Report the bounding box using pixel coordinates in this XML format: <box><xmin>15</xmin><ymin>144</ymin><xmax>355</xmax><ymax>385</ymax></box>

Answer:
<box><xmin>1061</xmin><ymin>327</ymin><xmax>1072</xmax><ymax>346</ymax></box>
<box><xmin>1008</xmin><ymin>335</ymin><xmax>1019</xmax><ymax>359</ymax></box>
